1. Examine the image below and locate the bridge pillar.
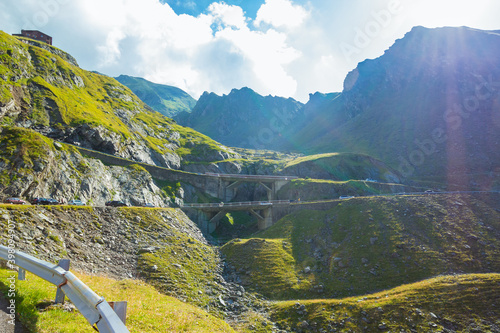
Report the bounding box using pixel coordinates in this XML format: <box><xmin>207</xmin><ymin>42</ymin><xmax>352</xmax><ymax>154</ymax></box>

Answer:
<box><xmin>188</xmin><ymin>210</ymin><xmax>224</xmax><ymax>234</ymax></box>
<box><xmin>249</xmin><ymin>207</ymin><xmax>272</xmax><ymax>230</ymax></box>
<box><xmin>258</xmin><ymin>207</ymin><xmax>273</xmax><ymax>230</ymax></box>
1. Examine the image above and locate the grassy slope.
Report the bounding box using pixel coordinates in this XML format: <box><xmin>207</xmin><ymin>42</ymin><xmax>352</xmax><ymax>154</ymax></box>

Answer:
<box><xmin>281</xmin><ymin>178</ymin><xmax>419</xmax><ymax>201</ymax></box>
<box><xmin>272</xmin><ymin>273</ymin><xmax>500</xmax><ymax>332</ymax></box>
<box><xmin>0</xmin><ymin>269</ymin><xmax>235</xmax><ymax>333</ymax></box>
<box><xmin>222</xmin><ymin>194</ymin><xmax>500</xmax><ymax>300</ymax></box>
<box><xmin>0</xmin><ymin>31</ymin><xmax>231</xmax><ymax>161</ymax></box>
<box><xmin>115</xmin><ymin>75</ymin><xmax>196</xmax><ymax>117</ymax></box>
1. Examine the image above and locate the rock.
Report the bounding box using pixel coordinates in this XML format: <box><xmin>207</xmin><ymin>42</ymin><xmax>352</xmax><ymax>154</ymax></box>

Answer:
<box><xmin>38</xmin><ymin>213</ymin><xmax>54</xmax><ymax>224</ymax></box>
<box><xmin>370</xmin><ymin>237</ymin><xmax>378</xmax><ymax>245</ymax></box>
<box><xmin>172</xmin><ymin>264</ymin><xmax>182</xmax><ymax>269</ymax></box>
<box><xmin>151</xmin><ymin>265</ymin><xmax>158</xmax><ymax>271</ymax></box>
<box><xmin>378</xmin><ymin>322</ymin><xmax>387</xmax><ymax>330</ymax></box>
<box><xmin>304</xmin><ymin>266</ymin><xmax>311</xmax><ymax>273</ymax></box>
<box><xmin>218</xmin><ymin>295</ymin><xmax>226</xmax><ymax>307</ymax></box>
<box><xmin>361</xmin><ymin>258</ymin><xmax>369</xmax><ymax>264</ymax></box>
<box><xmin>138</xmin><ymin>246</ymin><xmax>157</xmax><ymax>254</ymax></box>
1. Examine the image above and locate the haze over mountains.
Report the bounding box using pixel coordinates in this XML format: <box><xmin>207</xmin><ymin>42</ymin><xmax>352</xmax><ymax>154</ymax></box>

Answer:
<box><xmin>141</xmin><ymin>26</ymin><xmax>499</xmax><ymax>189</ymax></box>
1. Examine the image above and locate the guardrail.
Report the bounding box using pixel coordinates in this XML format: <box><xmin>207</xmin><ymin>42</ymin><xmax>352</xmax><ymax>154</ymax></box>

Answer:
<box><xmin>204</xmin><ymin>172</ymin><xmax>298</xmax><ymax>180</ymax></box>
<box><xmin>0</xmin><ymin>245</ymin><xmax>129</xmax><ymax>333</ymax></box>
<box><xmin>181</xmin><ymin>200</ymin><xmax>291</xmax><ymax>208</ymax></box>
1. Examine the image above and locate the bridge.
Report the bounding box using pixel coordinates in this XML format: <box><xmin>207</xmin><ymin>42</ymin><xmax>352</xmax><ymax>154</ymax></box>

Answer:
<box><xmin>67</xmin><ymin>144</ymin><xmax>298</xmax><ymax>231</ymax></box>
<box><xmin>181</xmin><ymin>200</ymin><xmax>291</xmax><ymax>233</ymax></box>
<box><xmin>179</xmin><ymin>173</ymin><xmax>297</xmax><ymax>232</ymax></box>
<box><xmin>202</xmin><ymin>173</ymin><xmax>297</xmax><ymax>201</ymax></box>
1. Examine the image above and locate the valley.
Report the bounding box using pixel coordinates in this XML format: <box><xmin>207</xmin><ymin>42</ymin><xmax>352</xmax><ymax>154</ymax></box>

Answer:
<box><xmin>0</xmin><ymin>24</ymin><xmax>499</xmax><ymax>333</ymax></box>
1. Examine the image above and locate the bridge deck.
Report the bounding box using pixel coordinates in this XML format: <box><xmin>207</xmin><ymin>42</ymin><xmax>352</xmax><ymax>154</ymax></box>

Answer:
<box><xmin>181</xmin><ymin>200</ymin><xmax>290</xmax><ymax>212</ymax></box>
<box><xmin>203</xmin><ymin>173</ymin><xmax>297</xmax><ymax>182</ymax></box>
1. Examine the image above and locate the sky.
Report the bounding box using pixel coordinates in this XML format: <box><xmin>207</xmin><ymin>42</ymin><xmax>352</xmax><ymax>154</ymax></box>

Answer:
<box><xmin>1</xmin><ymin>0</ymin><xmax>499</xmax><ymax>102</ymax></box>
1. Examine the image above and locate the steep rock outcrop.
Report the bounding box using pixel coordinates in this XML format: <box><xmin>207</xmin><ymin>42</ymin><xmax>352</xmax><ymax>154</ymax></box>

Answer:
<box><xmin>0</xmin><ymin>127</ymin><xmax>171</xmax><ymax>206</ymax></box>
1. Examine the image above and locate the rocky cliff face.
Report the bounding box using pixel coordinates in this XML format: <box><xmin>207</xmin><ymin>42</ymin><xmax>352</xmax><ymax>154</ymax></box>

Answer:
<box><xmin>0</xmin><ymin>31</ymin><xmax>238</xmax><ymax>172</ymax></box>
<box><xmin>0</xmin><ymin>127</ymin><xmax>173</xmax><ymax>206</ymax></box>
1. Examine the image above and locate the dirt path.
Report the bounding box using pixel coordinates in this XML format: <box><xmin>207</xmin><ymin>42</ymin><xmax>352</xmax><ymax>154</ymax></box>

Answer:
<box><xmin>0</xmin><ymin>294</ymin><xmax>26</xmax><ymax>333</ymax></box>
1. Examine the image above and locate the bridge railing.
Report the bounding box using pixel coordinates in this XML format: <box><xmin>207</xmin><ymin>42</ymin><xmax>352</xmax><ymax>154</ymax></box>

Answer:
<box><xmin>204</xmin><ymin>172</ymin><xmax>298</xmax><ymax>180</ymax></box>
<box><xmin>181</xmin><ymin>200</ymin><xmax>291</xmax><ymax>208</ymax></box>
<box><xmin>0</xmin><ymin>245</ymin><xmax>129</xmax><ymax>333</ymax></box>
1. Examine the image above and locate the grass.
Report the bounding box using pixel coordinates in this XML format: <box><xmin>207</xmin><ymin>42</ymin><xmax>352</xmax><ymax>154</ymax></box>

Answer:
<box><xmin>115</xmin><ymin>208</ymin><xmax>226</xmax><ymax>315</ymax></box>
<box><xmin>280</xmin><ymin>178</ymin><xmax>419</xmax><ymax>201</ymax></box>
<box><xmin>0</xmin><ymin>30</ymin><xmax>233</xmax><ymax>165</ymax></box>
<box><xmin>222</xmin><ymin>194</ymin><xmax>500</xmax><ymax>300</ymax></box>
<box><xmin>0</xmin><ymin>127</ymin><xmax>55</xmax><ymax>187</ymax></box>
<box><xmin>0</xmin><ymin>268</ymin><xmax>235</xmax><ymax>332</ymax></box>
<box><xmin>115</xmin><ymin>75</ymin><xmax>196</xmax><ymax>117</ymax></box>
<box><xmin>222</xmin><ymin>238</ymin><xmax>308</xmax><ymax>299</ymax></box>
<box><xmin>271</xmin><ymin>273</ymin><xmax>500</xmax><ymax>332</ymax></box>
<box><xmin>281</xmin><ymin>152</ymin><xmax>342</xmax><ymax>168</ymax></box>
<box><xmin>276</xmin><ymin>152</ymin><xmax>403</xmax><ymax>184</ymax></box>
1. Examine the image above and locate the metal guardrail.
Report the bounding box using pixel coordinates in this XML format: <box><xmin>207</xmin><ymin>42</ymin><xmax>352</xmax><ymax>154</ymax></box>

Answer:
<box><xmin>181</xmin><ymin>200</ymin><xmax>291</xmax><ymax>208</ymax></box>
<box><xmin>0</xmin><ymin>245</ymin><xmax>129</xmax><ymax>333</ymax></box>
<box><xmin>204</xmin><ymin>172</ymin><xmax>298</xmax><ymax>180</ymax></box>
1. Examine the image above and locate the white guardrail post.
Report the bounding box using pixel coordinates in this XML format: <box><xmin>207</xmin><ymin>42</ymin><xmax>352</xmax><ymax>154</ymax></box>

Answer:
<box><xmin>0</xmin><ymin>245</ymin><xmax>129</xmax><ymax>333</ymax></box>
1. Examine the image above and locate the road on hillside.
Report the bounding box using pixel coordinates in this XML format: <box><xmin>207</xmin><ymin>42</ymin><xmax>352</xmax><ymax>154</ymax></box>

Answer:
<box><xmin>0</xmin><ymin>294</ymin><xmax>26</xmax><ymax>333</ymax></box>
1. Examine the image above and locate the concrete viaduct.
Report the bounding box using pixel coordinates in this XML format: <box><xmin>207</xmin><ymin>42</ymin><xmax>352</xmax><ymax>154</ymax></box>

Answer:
<box><xmin>71</xmin><ymin>145</ymin><xmax>300</xmax><ymax>232</ymax></box>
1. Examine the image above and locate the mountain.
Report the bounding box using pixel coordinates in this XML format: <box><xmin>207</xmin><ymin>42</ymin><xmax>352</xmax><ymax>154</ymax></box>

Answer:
<box><xmin>287</xmin><ymin>26</ymin><xmax>500</xmax><ymax>189</ymax></box>
<box><xmin>0</xmin><ymin>31</ymin><xmax>238</xmax><ymax>171</ymax></box>
<box><xmin>175</xmin><ymin>87</ymin><xmax>304</xmax><ymax>150</ymax></box>
<box><xmin>115</xmin><ymin>74</ymin><xmax>196</xmax><ymax>117</ymax></box>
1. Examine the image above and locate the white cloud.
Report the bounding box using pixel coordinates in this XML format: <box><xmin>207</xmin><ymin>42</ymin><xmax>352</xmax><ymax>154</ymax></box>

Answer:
<box><xmin>3</xmin><ymin>0</ymin><xmax>498</xmax><ymax>103</ymax></box>
<box><xmin>255</xmin><ymin>0</ymin><xmax>309</xmax><ymax>29</ymax></box>
<box><xmin>215</xmin><ymin>27</ymin><xmax>301</xmax><ymax>97</ymax></box>
<box><xmin>208</xmin><ymin>2</ymin><xmax>247</xmax><ymax>29</ymax></box>
<box><xmin>97</xmin><ymin>28</ymin><xmax>126</xmax><ymax>66</ymax></box>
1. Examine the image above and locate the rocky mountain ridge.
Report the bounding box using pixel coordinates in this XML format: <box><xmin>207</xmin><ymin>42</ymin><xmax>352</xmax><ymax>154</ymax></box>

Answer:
<box><xmin>0</xmin><ymin>127</ymin><xmax>175</xmax><ymax>206</ymax></box>
<box><xmin>175</xmin><ymin>87</ymin><xmax>304</xmax><ymax>151</ymax></box>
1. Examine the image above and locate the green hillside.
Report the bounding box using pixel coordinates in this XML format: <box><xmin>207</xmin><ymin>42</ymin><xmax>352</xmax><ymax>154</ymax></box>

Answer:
<box><xmin>271</xmin><ymin>273</ymin><xmax>500</xmax><ymax>332</ymax></box>
<box><xmin>0</xmin><ymin>31</ymin><xmax>234</xmax><ymax>167</ymax></box>
<box><xmin>115</xmin><ymin>75</ymin><xmax>196</xmax><ymax>117</ymax></box>
<box><xmin>222</xmin><ymin>194</ymin><xmax>500</xmax><ymax>300</ymax></box>
<box><xmin>276</xmin><ymin>152</ymin><xmax>403</xmax><ymax>183</ymax></box>
<box><xmin>0</xmin><ymin>268</ymin><xmax>235</xmax><ymax>333</ymax></box>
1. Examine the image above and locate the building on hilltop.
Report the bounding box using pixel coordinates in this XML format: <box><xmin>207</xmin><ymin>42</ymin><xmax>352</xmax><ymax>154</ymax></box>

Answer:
<box><xmin>13</xmin><ymin>30</ymin><xmax>52</xmax><ymax>45</ymax></box>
